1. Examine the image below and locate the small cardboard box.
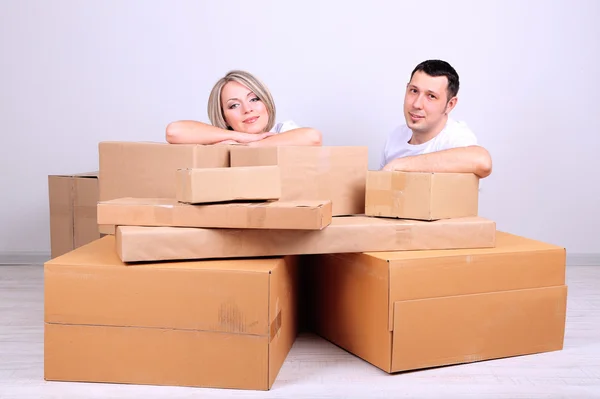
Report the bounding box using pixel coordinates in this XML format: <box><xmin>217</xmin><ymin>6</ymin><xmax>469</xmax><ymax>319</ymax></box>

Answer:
<box><xmin>114</xmin><ymin>216</ymin><xmax>496</xmax><ymax>263</ymax></box>
<box><xmin>48</xmin><ymin>172</ymin><xmax>100</xmax><ymax>258</ymax></box>
<box><xmin>365</xmin><ymin>171</ymin><xmax>479</xmax><ymax>220</ymax></box>
<box><xmin>230</xmin><ymin>146</ymin><xmax>369</xmax><ymax>216</ymax></box>
<box><xmin>176</xmin><ymin>166</ymin><xmax>281</xmax><ymax>204</ymax></box>
<box><xmin>97</xmin><ymin>198</ymin><xmax>332</xmax><ymax>230</ymax></box>
<box><xmin>99</xmin><ymin>141</ymin><xmax>230</xmax><ymax>202</ymax></box>
<box><xmin>305</xmin><ymin>231</ymin><xmax>567</xmax><ymax>373</ymax></box>
<box><xmin>44</xmin><ymin>236</ymin><xmax>299</xmax><ymax>391</ymax></box>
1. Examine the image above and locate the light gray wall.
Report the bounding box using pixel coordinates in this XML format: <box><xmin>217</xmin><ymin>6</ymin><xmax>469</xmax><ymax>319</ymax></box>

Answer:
<box><xmin>1</xmin><ymin>0</ymin><xmax>598</xmax><ymax>258</ymax></box>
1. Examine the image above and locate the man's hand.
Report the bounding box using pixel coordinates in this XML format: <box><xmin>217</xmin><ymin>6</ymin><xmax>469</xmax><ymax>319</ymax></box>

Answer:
<box><xmin>382</xmin><ymin>158</ymin><xmax>407</xmax><ymax>172</ymax></box>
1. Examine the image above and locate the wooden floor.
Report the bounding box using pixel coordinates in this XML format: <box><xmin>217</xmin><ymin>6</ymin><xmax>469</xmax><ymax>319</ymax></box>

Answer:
<box><xmin>1</xmin><ymin>265</ymin><xmax>599</xmax><ymax>399</ymax></box>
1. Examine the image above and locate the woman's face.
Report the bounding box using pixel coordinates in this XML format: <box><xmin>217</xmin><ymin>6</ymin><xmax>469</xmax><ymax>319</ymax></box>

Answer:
<box><xmin>221</xmin><ymin>81</ymin><xmax>269</xmax><ymax>134</ymax></box>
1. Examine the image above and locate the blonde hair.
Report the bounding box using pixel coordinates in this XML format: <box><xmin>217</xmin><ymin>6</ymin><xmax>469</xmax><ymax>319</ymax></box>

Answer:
<box><xmin>207</xmin><ymin>70</ymin><xmax>276</xmax><ymax>133</ymax></box>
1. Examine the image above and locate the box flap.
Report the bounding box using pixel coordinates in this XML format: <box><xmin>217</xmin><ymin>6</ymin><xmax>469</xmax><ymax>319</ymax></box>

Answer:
<box><xmin>45</xmin><ymin>236</ymin><xmax>280</xmax><ymax>335</ymax></box>
<box><xmin>391</xmin><ymin>286</ymin><xmax>567</xmax><ymax>372</ymax></box>
<box><xmin>380</xmin><ymin>231</ymin><xmax>565</xmax><ymax>331</ymax></box>
<box><xmin>45</xmin><ymin>323</ymin><xmax>270</xmax><ymax>390</ymax></box>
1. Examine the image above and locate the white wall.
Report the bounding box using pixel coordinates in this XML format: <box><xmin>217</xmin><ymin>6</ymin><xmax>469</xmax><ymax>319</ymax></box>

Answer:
<box><xmin>1</xmin><ymin>0</ymin><xmax>598</xmax><ymax>256</ymax></box>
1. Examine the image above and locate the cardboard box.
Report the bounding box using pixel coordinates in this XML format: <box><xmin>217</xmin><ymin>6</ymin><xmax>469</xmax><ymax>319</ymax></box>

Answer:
<box><xmin>304</xmin><ymin>231</ymin><xmax>567</xmax><ymax>373</ymax></box>
<box><xmin>365</xmin><ymin>171</ymin><xmax>479</xmax><ymax>220</ymax></box>
<box><xmin>44</xmin><ymin>236</ymin><xmax>299</xmax><ymax>391</ymax></box>
<box><xmin>176</xmin><ymin>166</ymin><xmax>281</xmax><ymax>204</ymax></box>
<box><xmin>48</xmin><ymin>172</ymin><xmax>100</xmax><ymax>258</ymax></box>
<box><xmin>230</xmin><ymin>146</ymin><xmax>368</xmax><ymax>216</ymax></box>
<box><xmin>115</xmin><ymin>216</ymin><xmax>496</xmax><ymax>263</ymax></box>
<box><xmin>97</xmin><ymin>198</ymin><xmax>332</xmax><ymax>230</ymax></box>
<box><xmin>99</xmin><ymin>141</ymin><xmax>230</xmax><ymax>202</ymax></box>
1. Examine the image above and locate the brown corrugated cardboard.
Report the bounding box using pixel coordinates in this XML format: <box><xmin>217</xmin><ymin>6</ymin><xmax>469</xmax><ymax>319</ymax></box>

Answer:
<box><xmin>230</xmin><ymin>146</ymin><xmax>368</xmax><ymax>216</ymax></box>
<box><xmin>99</xmin><ymin>141</ymin><xmax>229</xmax><ymax>202</ymax></box>
<box><xmin>305</xmin><ymin>231</ymin><xmax>567</xmax><ymax>373</ymax></box>
<box><xmin>176</xmin><ymin>166</ymin><xmax>281</xmax><ymax>204</ymax></box>
<box><xmin>365</xmin><ymin>171</ymin><xmax>479</xmax><ymax>220</ymax></box>
<box><xmin>48</xmin><ymin>172</ymin><xmax>100</xmax><ymax>258</ymax></box>
<box><xmin>44</xmin><ymin>236</ymin><xmax>298</xmax><ymax>391</ymax></box>
<box><xmin>115</xmin><ymin>216</ymin><xmax>496</xmax><ymax>263</ymax></box>
<box><xmin>97</xmin><ymin>198</ymin><xmax>332</xmax><ymax>230</ymax></box>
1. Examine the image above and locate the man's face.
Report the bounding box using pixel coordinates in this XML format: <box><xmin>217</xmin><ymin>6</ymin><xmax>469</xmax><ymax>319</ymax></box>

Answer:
<box><xmin>403</xmin><ymin>71</ymin><xmax>456</xmax><ymax>136</ymax></box>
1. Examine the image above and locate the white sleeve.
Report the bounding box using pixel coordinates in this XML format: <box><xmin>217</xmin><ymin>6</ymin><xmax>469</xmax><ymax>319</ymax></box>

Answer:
<box><xmin>271</xmin><ymin>120</ymin><xmax>301</xmax><ymax>133</ymax></box>
<box><xmin>437</xmin><ymin>121</ymin><xmax>478</xmax><ymax>149</ymax></box>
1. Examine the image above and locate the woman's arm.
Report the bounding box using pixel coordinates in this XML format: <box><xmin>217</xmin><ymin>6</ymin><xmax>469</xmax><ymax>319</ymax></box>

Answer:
<box><xmin>248</xmin><ymin>128</ymin><xmax>322</xmax><ymax>147</ymax></box>
<box><xmin>165</xmin><ymin>120</ymin><xmax>274</xmax><ymax>145</ymax></box>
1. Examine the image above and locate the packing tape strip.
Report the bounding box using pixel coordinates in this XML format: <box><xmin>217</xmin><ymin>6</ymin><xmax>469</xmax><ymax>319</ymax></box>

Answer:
<box><xmin>269</xmin><ymin>310</ymin><xmax>282</xmax><ymax>341</ymax></box>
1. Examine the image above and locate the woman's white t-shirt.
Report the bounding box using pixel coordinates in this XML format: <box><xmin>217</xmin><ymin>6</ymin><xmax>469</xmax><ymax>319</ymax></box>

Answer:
<box><xmin>270</xmin><ymin>120</ymin><xmax>300</xmax><ymax>133</ymax></box>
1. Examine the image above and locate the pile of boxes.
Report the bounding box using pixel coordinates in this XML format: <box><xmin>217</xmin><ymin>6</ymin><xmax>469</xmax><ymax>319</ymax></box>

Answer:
<box><xmin>45</xmin><ymin>142</ymin><xmax>568</xmax><ymax>391</ymax></box>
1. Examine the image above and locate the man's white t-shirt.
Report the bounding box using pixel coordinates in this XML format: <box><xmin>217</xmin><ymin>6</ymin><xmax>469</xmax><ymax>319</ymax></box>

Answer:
<box><xmin>380</xmin><ymin>118</ymin><xmax>478</xmax><ymax>169</ymax></box>
<box><xmin>271</xmin><ymin>120</ymin><xmax>300</xmax><ymax>133</ymax></box>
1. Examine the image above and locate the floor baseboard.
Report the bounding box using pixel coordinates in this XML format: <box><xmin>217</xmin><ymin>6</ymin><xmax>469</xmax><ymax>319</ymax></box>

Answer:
<box><xmin>0</xmin><ymin>251</ymin><xmax>51</xmax><ymax>265</ymax></box>
<box><xmin>566</xmin><ymin>253</ymin><xmax>600</xmax><ymax>266</ymax></box>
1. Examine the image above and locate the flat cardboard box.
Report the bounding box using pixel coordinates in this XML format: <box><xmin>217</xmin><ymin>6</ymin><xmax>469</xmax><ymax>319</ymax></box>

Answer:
<box><xmin>97</xmin><ymin>198</ymin><xmax>332</xmax><ymax>230</ymax></box>
<box><xmin>99</xmin><ymin>141</ymin><xmax>229</xmax><ymax>202</ymax></box>
<box><xmin>44</xmin><ymin>236</ymin><xmax>298</xmax><ymax>391</ymax></box>
<box><xmin>304</xmin><ymin>231</ymin><xmax>567</xmax><ymax>373</ymax></box>
<box><xmin>230</xmin><ymin>146</ymin><xmax>368</xmax><ymax>216</ymax></box>
<box><xmin>176</xmin><ymin>166</ymin><xmax>281</xmax><ymax>204</ymax></box>
<box><xmin>48</xmin><ymin>172</ymin><xmax>100</xmax><ymax>258</ymax></box>
<box><xmin>115</xmin><ymin>216</ymin><xmax>496</xmax><ymax>263</ymax></box>
<box><xmin>365</xmin><ymin>171</ymin><xmax>479</xmax><ymax>220</ymax></box>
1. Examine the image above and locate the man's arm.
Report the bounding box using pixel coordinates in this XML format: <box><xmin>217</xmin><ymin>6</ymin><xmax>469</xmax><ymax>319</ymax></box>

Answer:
<box><xmin>247</xmin><ymin>128</ymin><xmax>322</xmax><ymax>147</ymax></box>
<box><xmin>382</xmin><ymin>145</ymin><xmax>492</xmax><ymax>178</ymax></box>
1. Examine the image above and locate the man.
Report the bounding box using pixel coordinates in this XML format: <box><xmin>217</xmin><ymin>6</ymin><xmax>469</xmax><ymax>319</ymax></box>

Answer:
<box><xmin>380</xmin><ymin>60</ymin><xmax>492</xmax><ymax>178</ymax></box>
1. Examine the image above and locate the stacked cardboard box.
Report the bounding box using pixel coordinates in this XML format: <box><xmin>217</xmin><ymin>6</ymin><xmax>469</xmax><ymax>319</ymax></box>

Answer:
<box><xmin>48</xmin><ymin>172</ymin><xmax>100</xmax><ymax>258</ymax></box>
<box><xmin>44</xmin><ymin>141</ymin><xmax>567</xmax><ymax>391</ymax></box>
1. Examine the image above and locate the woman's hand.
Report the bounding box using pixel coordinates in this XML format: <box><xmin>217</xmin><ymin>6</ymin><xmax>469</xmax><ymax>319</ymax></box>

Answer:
<box><xmin>214</xmin><ymin>139</ymin><xmax>241</xmax><ymax>145</ymax></box>
<box><xmin>233</xmin><ymin>131</ymin><xmax>276</xmax><ymax>143</ymax></box>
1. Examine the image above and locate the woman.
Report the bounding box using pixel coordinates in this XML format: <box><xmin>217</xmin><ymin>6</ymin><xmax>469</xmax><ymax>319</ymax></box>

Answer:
<box><xmin>166</xmin><ymin>70</ymin><xmax>322</xmax><ymax>146</ymax></box>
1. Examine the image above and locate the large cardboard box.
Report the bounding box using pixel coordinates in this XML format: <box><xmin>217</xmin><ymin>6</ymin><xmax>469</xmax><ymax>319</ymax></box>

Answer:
<box><xmin>230</xmin><ymin>146</ymin><xmax>368</xmax><ymax>216</ymax></box>
<box><xmin>48</xmin><ymin>172</ymin><xmax>100</xmax><ymax>258</ymax></box>
<box><xmin>44</xmin><ymin>236</ymin><xmax>299</xmax><ymax>391</ymax></box>
<box><xmin>305</xmin><ymin>231</ymin><xmax>567</xmax><ymax>373</ymax></box>
<box><xmin>176</xmin><ymin>166</ymin><xmax>281</xmax><ymax>204</ymax></box>
<box><xmin>365</xmin><ymin>171</ymin><xmax>479</xmax><ymax>220</ymax></box>
<box><xmin>98</xmin><ymin>198</ymin><xmax>332</xmax><ymax>230</ymax></box>
<box><xmin>99</xmin><ymin>141</ymin><xmax>230</xmax><ymax>202</ymax></box>
<box><xmin>115</xmin><ymin>216</ymin><xmax>496</xmax><ymax>263</ymax></box>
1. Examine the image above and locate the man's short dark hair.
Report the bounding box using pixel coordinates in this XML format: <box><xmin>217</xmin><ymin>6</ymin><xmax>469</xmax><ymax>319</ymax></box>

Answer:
<box><xmin>410</xmin><ymin>60</ymin><xmax>460</xmax><ymax>101</ymax></box>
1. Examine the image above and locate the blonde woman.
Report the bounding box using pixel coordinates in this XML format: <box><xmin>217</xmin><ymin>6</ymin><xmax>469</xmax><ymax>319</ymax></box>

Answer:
<box><xmin>166</xmin><ymin>70</ymin><xmax>322</xmax><ymax>146</ymax></box>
